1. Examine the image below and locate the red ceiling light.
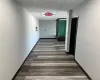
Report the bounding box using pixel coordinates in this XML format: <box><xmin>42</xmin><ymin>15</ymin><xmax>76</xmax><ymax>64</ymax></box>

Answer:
<box><xmin>42</xmin><ymin>12</ymin><xmax>55</xmax><ymax>17</ymax></box>
<box><xmin>45</xmin><ymin>12</ymin><xmax>53</xmax><ymax>16</ymax></box>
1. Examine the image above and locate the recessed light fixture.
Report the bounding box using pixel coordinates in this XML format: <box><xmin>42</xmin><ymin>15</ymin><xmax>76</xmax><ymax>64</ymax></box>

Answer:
<box><xmin>42</xmin><ymin>12</ymin><xmax>55</xmax><ymax>17</ymax></box>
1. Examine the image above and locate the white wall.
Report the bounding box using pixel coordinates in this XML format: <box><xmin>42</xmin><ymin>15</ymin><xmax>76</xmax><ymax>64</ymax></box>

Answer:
<box><xmin>39</xmin><ymin>20</ymin><xmax>56</xmax><ymax>38</ymax></box>
<box><xmin>65</xmin><ymin>11</ymin><xmax>72</xmax><ymax>52</ymax></box>
<box><xmin>73</xmin><ymin>0</ymin><xmax>100</xmax><ymax>80</ymax></box>
<box><xmin>0</xmin><ymin>0</ymin><xmax>39</xmax><ymax>80</ymax></box>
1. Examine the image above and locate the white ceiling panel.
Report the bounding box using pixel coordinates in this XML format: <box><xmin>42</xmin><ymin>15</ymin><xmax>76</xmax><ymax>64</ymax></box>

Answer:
<box><xmin>18</xmin><ymin>0</ymin><xmax>65</xmax><ymax>12</ymax></box>
<box><xmin>17</xmin><ymin>0</ymin><xmax>86</xmax><ymax>20</ymax></box>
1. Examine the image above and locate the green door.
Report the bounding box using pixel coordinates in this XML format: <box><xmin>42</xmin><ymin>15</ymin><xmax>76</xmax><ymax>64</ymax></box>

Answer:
<box><xmin>58</xmin><ymin>20</ymin><xmax>66</xmax><ymax>37</ymax></box>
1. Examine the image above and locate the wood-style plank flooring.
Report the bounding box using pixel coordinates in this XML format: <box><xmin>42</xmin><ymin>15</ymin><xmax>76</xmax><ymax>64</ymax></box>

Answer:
<box><xmin>14</xmin><ymin>39</ymin><xmax>89</xmax><ymax>80</ymax></box>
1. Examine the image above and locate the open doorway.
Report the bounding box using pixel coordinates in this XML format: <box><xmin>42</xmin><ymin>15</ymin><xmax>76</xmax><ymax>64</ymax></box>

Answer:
<box><xmin>69</xmin><ymin>17</ymin><xmax>79</xmax><ymax>56</ymax></box>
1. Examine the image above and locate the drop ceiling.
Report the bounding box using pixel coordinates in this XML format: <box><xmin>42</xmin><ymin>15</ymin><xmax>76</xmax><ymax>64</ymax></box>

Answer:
<box><xmin>17</xmin><ymin>0</ymin><xmax>85</xmax><ymax>20</ymax></box>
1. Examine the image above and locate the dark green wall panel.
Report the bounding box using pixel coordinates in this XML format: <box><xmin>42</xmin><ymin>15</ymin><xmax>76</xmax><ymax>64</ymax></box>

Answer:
<box><xmin>58</xmin><ymin>20</ymin><xmax>66</xmax><ymax>37</ymax></box>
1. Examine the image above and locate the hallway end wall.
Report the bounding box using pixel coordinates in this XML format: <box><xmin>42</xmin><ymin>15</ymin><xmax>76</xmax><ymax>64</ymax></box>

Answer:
<box><xmin>73</xmin><ymin>0</ymin><xmax>100</xmax><ymax>80</ymax></box>
<box><xmin>0</xmin><ymin>0</ymin><xmax>39</xmax><ymax>80</ymax></box>
<box><xmin>39</xmin><ymin>20</ymin><xmax>56</xmax><ymax>38</ymax></box>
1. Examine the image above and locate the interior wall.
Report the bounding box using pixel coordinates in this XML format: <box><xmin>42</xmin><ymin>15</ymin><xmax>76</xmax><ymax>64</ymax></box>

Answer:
<box><xmin>0</xmin><ymin>0</ymin><xmax>39</xmax><ymax>80</ymax></box>
<box><xmin>65</xmin><ymin>11</ymin><xmax>72</xmax><ymax>52</ymax></box>
<box><xmin>72</xmin><ymin>0</ymin><xmax>100</xmax><ymax>80</ymax></box>
<box><xmin>39</xmin><ymin>20</ymin><xmax>56</xmax><ymax>38</ymax></box>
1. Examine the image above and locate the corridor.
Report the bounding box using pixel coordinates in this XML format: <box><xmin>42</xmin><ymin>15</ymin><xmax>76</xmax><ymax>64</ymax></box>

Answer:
<box><xmin>14</xmin><ymin>39</ymin><xmax>89</xmax><ymax>80</ymax></box>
